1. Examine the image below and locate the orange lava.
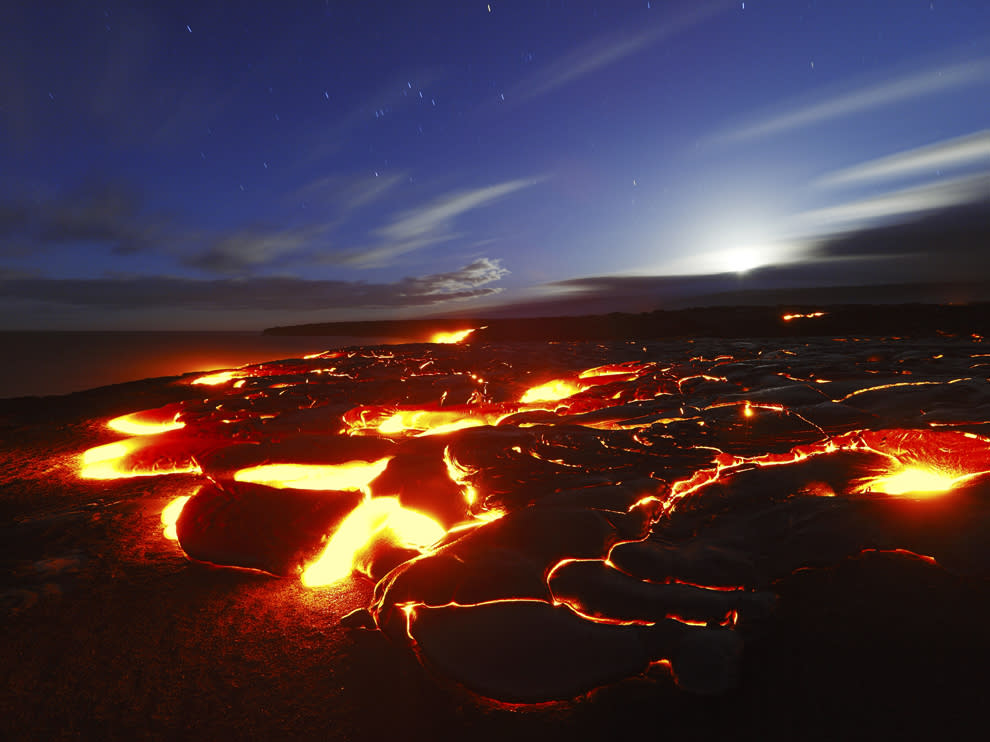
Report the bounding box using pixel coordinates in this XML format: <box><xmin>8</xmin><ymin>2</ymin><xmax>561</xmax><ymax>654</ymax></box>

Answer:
<box><xmin>233</xmin><ymin>458</ymin><xmax>392</xmax><ymax>492</ymax></box>
<box><xmin>782</xmin><ymin>311</ymin><xmax>827</xmax><ymax>321</ymax></box>
<box><xmin>191</xmin><ymin>370</ymin><xmax>244</xmax><ymax>385</ymax></box>
<box><xmin>301</xmin><ymin>497</ymin><xmax>445</xmax><ymax>586</ymax></box>
<box><xmin>429</xmin><ymin>328</ymin><xmax>478</xmax><ymax>344</ymax></box>
<box><xmin>519</xmin><ymin>379</ymin><xmax>586</xmax><ymax>403</ymax></box>
<box><xmin>161</xmin><ymin>495</ymin><xmax>191</xmax><ymax>541</ymax></box>
<box><xmin>107</xmin><ymin>410</ymin><xmax>185</xmax><ymax>436</ymax></box>
<box><xmin>79</xmin><ymin>438</ymin><xmax>200</xmax><ymax>480</ymax></box>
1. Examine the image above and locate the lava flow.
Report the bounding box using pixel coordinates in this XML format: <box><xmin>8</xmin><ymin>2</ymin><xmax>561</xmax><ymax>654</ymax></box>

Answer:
<box><xmin>75</xmin><ymin>335</ymin><xmax>990</xmax><ymax>702</ymax></box>
<box><xmin>429</xmin><ymin>328</ymin><xmax>478</xmax><ymax>344</ymax></box>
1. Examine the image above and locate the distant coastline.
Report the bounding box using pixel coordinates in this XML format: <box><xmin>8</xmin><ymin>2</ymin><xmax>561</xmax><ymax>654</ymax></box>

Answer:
<box><xmin>264</xmin><ymin>303</ymin><xmax>990</xmax><ymax>341</ymax></box>
<box><xmin>7</xmin><ymin>304</ymin><xmax>990</xmax><ymax>400</ymax></box>
<box><xmin>0</xmin><ymin>331</ymin><xmax>386</xmax><ymax>400</ymax></box>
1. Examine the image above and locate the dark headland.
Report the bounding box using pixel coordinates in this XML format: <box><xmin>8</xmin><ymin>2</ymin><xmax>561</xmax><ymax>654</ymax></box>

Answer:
<box><xmin>264</xmin><ymin>303</ymin><xmax>990</xmax><ymax>342</ymax></box>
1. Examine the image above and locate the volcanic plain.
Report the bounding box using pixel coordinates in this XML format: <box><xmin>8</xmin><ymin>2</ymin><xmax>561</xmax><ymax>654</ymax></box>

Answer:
<box><xmin>4</xmin><ymin>329</ymin><xmax>990</xmax><ymax>740</ymax></box>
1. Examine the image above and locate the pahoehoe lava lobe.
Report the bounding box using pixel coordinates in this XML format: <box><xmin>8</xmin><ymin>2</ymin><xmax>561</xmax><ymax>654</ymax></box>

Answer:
<box><xmin>403</xmin><ymin>600</ymin><xmax>742</xmax><ymax>700</ymax></box>
<box><xmin>69</xmin><ymin>334</ymin><xmax>990</xmax><ymax>705</ymax></box>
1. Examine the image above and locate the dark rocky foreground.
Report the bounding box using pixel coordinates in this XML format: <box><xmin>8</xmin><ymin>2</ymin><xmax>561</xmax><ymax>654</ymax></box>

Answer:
<box><xmin>3</xmin><ymin>334</ymin><xmax>990</xmax><ymax>740</ymax></box>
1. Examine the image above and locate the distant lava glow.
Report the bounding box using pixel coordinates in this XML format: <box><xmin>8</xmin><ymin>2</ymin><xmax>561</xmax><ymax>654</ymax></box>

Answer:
<box><xmin>191</xmin><ymin>370</ymin><xmax>244</xmax><ymax>385</ymax></box>
<box><xmin>429</xmin><ymin>328</ymin><xmax>477</xmax><ymax>344</ymax></box>
<box><xmin>782</xmin><ymin>311</ymin><xmax>827</xmax><ymax>321</ymax></box>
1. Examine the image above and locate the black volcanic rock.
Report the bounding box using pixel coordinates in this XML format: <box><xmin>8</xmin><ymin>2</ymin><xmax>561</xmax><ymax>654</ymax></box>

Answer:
<box><xmin>263</xmin><ymin>303</ymin><xmax>990</xmax><ymax>342</ymax></box>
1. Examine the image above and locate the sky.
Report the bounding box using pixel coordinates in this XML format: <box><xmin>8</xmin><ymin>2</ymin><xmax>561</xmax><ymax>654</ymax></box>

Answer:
<box><xmin>1</xmin><ymin>0</ymin><xmax>989</xmax><ymax>330</ymax></box>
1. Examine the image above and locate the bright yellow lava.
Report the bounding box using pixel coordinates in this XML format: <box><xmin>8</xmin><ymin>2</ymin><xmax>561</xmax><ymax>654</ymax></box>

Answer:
<box><xmin>161</xmin><ymin>495</ymin><xmax>192</xmax><ymax>541</ymax></box>
<box><xmin>858</xmin><ymin>466</ymin><xmax>959</xmax><ymax>496</ymax></box>
<box><xmin>79</xmin><ymin>439</ymin><xmax>200</xmax><ymax>479</ymax></box>
<box><xmin>233</xmin><ymin>458</ymin><xmax>392</xmax><ymax>492</ymax></box>
<box><xmin>520</xmin><ymin>379</ymin><xmax>585</xmax><ymax>404</ymax></box>
<box><xmin>429</xmin><ymin>328</ymin><xmax>476</xmax><ymax>344</ymax></box>
<box><xmin>107</xmin><ymin>412</ymin><xmax>185</xmax><ymax>436</ymax></box>
<box><xmin>378</xmin><ymin>410</ymin><xmax>488</xmax><ymax>437</ymax></box>
<box><xmin>192</xmin><ymin>370</ymin><xmax>240</xmax><ymax>385</ymax></box>
<box><xmin>301</xmin><ymin>497</ymin><xmax>445</xmax><ymax>587</ymax></box>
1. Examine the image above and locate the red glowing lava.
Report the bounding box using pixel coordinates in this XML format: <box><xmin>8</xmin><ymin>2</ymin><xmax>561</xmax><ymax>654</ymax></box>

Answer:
<box><xmin>429</xmin><ymin>328</ymin><xmax>478</xmax><ymax>344</ymax></box>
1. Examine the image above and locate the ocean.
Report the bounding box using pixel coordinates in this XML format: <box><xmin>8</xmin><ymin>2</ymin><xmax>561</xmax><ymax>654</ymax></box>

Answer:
<box><xmin>0</xmin><ymin>331</ymin><xmax>405</xmax><ymax>399</ymax></box>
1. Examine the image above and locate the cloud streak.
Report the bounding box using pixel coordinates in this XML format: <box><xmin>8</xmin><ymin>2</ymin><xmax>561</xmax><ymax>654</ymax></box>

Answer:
<box><xmin>0</xmin><ymin>174</ymin><xmax>537</xmax><ymax>276</ymax></box>
<box><xmin>335</xmin><ymin>177</ymin><xmax>545</xmax><ymax>268</ymax></box>
<box><xmin>0</xmin><ymin>259</ymin><xmax>509</xmax><ymax>311</ymax></box>
<box><xmin>186</xmin><ymin>223</ymin><xmax>333</xmax><ymax>275</ymax></box>
<box><xmin>504</xmin><ymin>0</ymin><xmax>732</xmax><ymax>107</ymax></box>
<box><xmin>815</xmin><ymin>129</ymin><xmax>990</xmax><ymax>188</ymax></box>
<box><xmin>793</xmin><ymin>173</ymin><xmax>990</xmax><ymax>232</ymax></box>
<box><xmin>720</xmin><ymin>59</ymin><xmax>990</xmax><ymax>143</ymax></box>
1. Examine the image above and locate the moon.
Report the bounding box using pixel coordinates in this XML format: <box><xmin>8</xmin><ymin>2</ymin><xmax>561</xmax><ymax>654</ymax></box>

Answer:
<box><xmin>717</xmin><ymin>246</ymin><xmax>768</xmax><ymax>274</ymax></box>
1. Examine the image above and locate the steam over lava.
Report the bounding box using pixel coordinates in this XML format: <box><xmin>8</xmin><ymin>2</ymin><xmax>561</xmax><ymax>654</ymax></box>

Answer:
<box><xmin>77</xmin><ymin>335</ymin><xmax>990</xmax><ymax>702</ymax></box>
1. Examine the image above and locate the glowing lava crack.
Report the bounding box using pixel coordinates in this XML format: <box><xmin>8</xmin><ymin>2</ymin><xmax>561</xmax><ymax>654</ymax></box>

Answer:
<box><xmin>77</xmin><ymin>337</ymin><xmax>990</xmax><ymax>702</ymax></box>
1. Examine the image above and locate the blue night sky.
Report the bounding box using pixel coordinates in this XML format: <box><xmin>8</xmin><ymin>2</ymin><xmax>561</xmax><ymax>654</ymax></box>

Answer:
<box><xmin>1</xmin><ymin>0</ymin><xmax>989</xmax><ymax>329</ymax></box>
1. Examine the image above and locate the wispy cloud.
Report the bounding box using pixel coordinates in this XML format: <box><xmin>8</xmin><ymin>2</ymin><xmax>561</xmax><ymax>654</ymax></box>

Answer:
<box><xmin>503</xmin><ymin>0</ymin><xmax>732</xmax><ymax>106</ymax></box>
<box><xmin>720</xmin><ymin>59</ymin><xmax>990</xmax><ymax>143</ymax></box>
<box><xmin>0</xmin><ymin>174</ymin><xmax>538</xmax><ymax>277</ymax></box>
<box><xmin>293</xmin><ymin>172</ymin><xmax>406</xmax><ymax>215</ymax></box>
<box><xmin>186</xmin><ymin>223</ymin><xmax>333</xmax><ymax>275</ymax></box>
<box><xmin>0</xmin><ymin>258</ymin><xmax>510</xmax><ymax>311</ymax></box>
<box><xmin>815</xmin><ymin>129</ymin><xmax>990</xmax><ymax>188</ymax></box>
<box><xmin>335</xmin><ymin>176</ymin><xmax>545</xmax><ymax>268</ymax></box>
<box><xmin>0</xmin><ymin>181</ymin><xmax>170</xmax><ymax>256</ymax></box>
<box><xmin>793</xmin><ymin>173</ymin><xmax>990</xmax><ymax>232</ymax></box>
<box><xmin>399</xmin><ymin>257</ymin><xmax>508</xmax><ymax>296</ymax></box>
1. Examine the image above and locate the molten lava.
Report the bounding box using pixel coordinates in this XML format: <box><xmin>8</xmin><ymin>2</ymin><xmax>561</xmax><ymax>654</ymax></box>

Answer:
<box><xmin>161</xmin><ymin>495</ymin><xmax>191</xmax><ymax>541</ymax></box>
<box><xmin>376</xmin><ymin>410</ymin><xmax>490</xmax><ymax>437</ymax></box>
<box><xmin>191</xmin><ymin>370</ymin><xmax>243</xmax><ymax>385</ymax></box>
<box><xmin>854</xmin><ymin>465</ymin><xmax>960</xmax><ymax>496</ymax></box>
<box><xmin>233</xmin><ymin>458</ymin><xmax>392</xmax><ymax>492</ymax></box>
<box><xmin>79</xmin><ymin>438</ymin><xmax>200</xmax><ymax>480</ymax></box>
<box><xmin>519</xmin><ymin>379</ymin><xmax>586</xmax><ymax>403</ymax></box>
<box><xmin>107</xmin><ymin>411</ymin><xmax>185</xmax><ymax>436</ymax></box>
<box><xmin>429</xmin><ymin>328</ymin><xmax>477</xmax><ymax>344</ymax></box>
<box><xmin>301</xmin><ymin>497</ymin><xmax>444</xmax><ymax>586</ymax></box>
<box><xmin>782</xmin><ymin>311</ymin><xmax>827</xmax><ymax>321</ymax></box>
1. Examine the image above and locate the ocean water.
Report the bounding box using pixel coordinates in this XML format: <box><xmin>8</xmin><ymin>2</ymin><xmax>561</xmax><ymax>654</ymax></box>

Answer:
<box><xmin>0</xmin><ymin>331</ymin><xmax>405</xmax><ymax>399</ymax></box>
